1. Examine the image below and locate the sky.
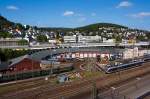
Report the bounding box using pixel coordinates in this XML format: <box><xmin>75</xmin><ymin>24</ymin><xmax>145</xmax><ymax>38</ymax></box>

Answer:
<box><xmin>0</xmin><ymin>0</ymin><xmax>150</xmax><ymax>30</ymax></box>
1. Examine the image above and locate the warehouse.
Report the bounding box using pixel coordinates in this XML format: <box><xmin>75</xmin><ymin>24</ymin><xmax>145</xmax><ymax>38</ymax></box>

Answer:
<box><xmin>0</xmin><ymin>55</ymin><xmax>41</xmax><ymax>74</ymax></box>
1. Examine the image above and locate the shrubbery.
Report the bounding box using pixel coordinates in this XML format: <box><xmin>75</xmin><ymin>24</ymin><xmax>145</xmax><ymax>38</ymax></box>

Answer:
<box><xmin>0</xmin><ymin>49</ymin><xmax>29</xmax><ymax>62</ymax></box>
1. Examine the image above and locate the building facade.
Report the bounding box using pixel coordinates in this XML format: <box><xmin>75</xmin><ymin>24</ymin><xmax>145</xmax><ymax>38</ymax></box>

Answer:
<box><xmin>64</xmin><ymin>35</ymin><xmax>102</xmax><ymax>43</ymax></box>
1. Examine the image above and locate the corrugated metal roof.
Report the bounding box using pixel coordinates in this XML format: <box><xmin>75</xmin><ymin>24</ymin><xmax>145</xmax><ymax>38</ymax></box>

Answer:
<box><xmin>8</xmin><ymin>55</ymin><xmax>31</xmax><ymax>67</ymax></box>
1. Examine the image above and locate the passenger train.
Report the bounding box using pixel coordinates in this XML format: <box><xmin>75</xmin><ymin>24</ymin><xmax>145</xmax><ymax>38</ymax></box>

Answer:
<box><xmin>105</xmin><ymin>54</ymin><xmax>150</xmax><ymax>73</ymax></box>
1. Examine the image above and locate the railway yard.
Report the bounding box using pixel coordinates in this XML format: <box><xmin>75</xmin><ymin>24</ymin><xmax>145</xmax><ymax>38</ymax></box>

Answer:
<box><xmin>1</xmin><ymin>2</ymin><xmax>150</xmax><ymax>98</ymax></box>
<box><xmin>0</xmin><ymin>57</ymin><xmax>150</xmax><ymax>99</ymax></box>
<box><xmin>0</xmin><ymin>46</ymin><xmax>150</xmax><ymax>99</ymax></box>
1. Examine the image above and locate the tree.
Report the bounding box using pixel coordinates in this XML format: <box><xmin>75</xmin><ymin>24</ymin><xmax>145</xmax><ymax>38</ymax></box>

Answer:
<box><xmin>25</xmin><ymin>25</ymin><xmax>30</xmax><ymax>30</ymax></box>
<box><xmin>36</xmin><ymin>34</ymin><xmax>48</xmax><ymax>43</ymax></box>
<box><xmin>145</xmin><ymin>33</ymin><xmax>150</xmax><ymax>41</ymax></box>
<box><xmin>21</xmin><ymin>32</ymin><xmax>26</xmax><ymax>39</ymax></box>
<box><xmin>0</xmin><ymin>32</ymin><xmax>12</xmax><ymax>38</ymax></box>
<box><xmin>115</xmin><ymin>35</ymin><xmax>122</xmax><ymax>43</ymax></box>
<box><xmin>0</xmin><ymin>48</ymin><xmax>29</xmax><ymax>62</ymax></box>
<box><xmin>0</xmin><ymin>48</ymin><xmax>6</xmax><ymax>61</ymax></box>
<box><xmin>15</xmin><ymin>23</ymin><xmax>24</xmax><ymax>30</ymax></box>
<box><xmin>137</xmin><ymin>35</ymin><xmax>146</xmax><ymax>41</ymax></box>
<box><xmin>18</xmin><ymin>39</ymin><xmax>28</xmax><ymax>45</ymax></box>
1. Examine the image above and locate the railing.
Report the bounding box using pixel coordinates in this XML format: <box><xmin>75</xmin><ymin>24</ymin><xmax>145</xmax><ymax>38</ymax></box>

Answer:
<box><xmin>0</xmin><ymin>66</ymin><xmax>74</xmax><ymax>83</ymax></box>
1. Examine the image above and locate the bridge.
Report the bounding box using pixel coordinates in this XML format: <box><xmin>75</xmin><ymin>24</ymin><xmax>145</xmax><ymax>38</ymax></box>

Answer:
<box><xmin>0</xmin><ymin>42</ymin><xmax>149</xmax><ymax>50</ymax></box>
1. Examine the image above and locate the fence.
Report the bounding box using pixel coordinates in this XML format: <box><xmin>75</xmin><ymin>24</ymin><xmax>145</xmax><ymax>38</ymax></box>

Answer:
<box><xmin>0</xmin><ymin>66</ymin><xmax>74</xmax><ymax>83</ymax></box>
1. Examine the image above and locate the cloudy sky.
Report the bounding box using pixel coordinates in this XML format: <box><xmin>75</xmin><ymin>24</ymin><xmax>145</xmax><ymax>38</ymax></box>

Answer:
<box><xmin>0</xmin><ymin>0</ymin><xmax>150</xmax><ymax>30</ymax></box>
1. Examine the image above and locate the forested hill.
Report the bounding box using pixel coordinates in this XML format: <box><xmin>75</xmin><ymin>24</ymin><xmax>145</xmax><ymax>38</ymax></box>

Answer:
<box><xmin>0</xmin><ymin>16</ymin><xmax>14</xmax><ymax>30</ymax></box>
<box><xmin>0</xmin><ymin>15</ymin><xmax>150</xmax><ymax>41</ymax></box>
<box><xmin>76</xmin><ymin>23</ymin><xmax>128</xmax><ymax>31</ymax></box>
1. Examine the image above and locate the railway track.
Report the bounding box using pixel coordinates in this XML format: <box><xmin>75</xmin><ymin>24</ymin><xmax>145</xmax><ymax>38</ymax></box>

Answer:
<box><xmin>0</xmin><ymin>62</ymin><xmax>150</xmax><ymax>99</ymax></box>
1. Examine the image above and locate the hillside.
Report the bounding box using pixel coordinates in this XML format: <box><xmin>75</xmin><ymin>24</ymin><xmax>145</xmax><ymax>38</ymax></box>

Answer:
<box><xmin>0</xmin><ymin>15</ymin><xmax>130</xmax><ymax>33</ymax></box>
<box><xmin>0</xmin><ymin>15</ymin><xmax>150</xmax><ymax>42</ymax></box>
<box><xmin>0</xmin><ymin>16</ymin><xmax>26</xmax><ymax>32</ymax></box>
<box><xmin>0</xmin><ymin>15</ymin><xmax>71</xmax><ymax>35</ymax></box>
<box><xmin>76</xmin><ymin>23</ymin><xmax>128</xmax><ymax>31</ymax></box>
<box><xmin>0</xmin><ymin>16</ymin><xmax>14</xmax><ymax>31</ymax></box>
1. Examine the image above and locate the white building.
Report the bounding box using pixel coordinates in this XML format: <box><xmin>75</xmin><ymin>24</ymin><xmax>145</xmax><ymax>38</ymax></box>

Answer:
<box><xmin>63</xmin><ymin>35</ymin><xmax>76</xmax><ymax>43</ymax></box>
<box><xmin>64</xmin><ymin>35</ymin><xmax>102</xmax><ymax>43</ymax></box>
<box><xmin>48</xmin><ymin>40</ymin><xmax>57</xmax><ymax>44</ymax></box>
<box><xmin>123</xmin><ymin>47</ymin><xmax>150</xmax><ymax>59</ymax></box>
<box><xmin>103</xmin><ymin>39</ymin><xmax>115</xmax><ymax>43</ymax></box>
<box><xmin>123</xmin><ymin>47</ymin><xmax>139</xmax><ymax>59</ymax></box>
<box><xmin>79</xmin><ymin>35</ymin><xmax>101</xmax><ymax>43</ymax></box>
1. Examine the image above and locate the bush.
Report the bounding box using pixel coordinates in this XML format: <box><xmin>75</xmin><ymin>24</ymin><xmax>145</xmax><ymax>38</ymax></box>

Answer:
<box><xmin>0</xmin><ymin>32</ymin><xmax>12</xmax><ymax>38</ymax></box>
<box><xmin>36</xmin><ymin>35</ymin><xmax>48</xmax><ymax>43</ymax></box>
<box><xmin>18</xmin><ymin>39</ymin><xmax>28</xmax><ymax>45</ymax></box>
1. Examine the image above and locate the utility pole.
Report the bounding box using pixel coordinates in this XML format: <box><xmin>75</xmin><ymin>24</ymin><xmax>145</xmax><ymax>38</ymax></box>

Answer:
<box><xmin>92</xmin><ymin>82</ymin><xmax>98</xmax><ymax>99</ymax></box>
<box><xmin>132</xmin><ymin>40</ymin><xmax>135</xmax><ymax>60</ymax></box>
<box><xmin>31</xmin><ymin>54</ymin><xmax>33</xmax><ymax>78</ymax></box>
<box><xmin>111</xmin><ymin>87</ymin><xmax>116</xmax><ymax>99</ymax></box>
<box><xmin>50</xmin><ymin>50</ymin><xmax>53</xmax><ymax>76</ymax></box>
<box><xmin>87</xmin><ymin>57</ymin><xmax>92</xmax><ymax>71</ymax></box>
<box><xmin>147</xmin><ymin>40</ymin><xmax>150</xmax><ymax>54</ymax></box>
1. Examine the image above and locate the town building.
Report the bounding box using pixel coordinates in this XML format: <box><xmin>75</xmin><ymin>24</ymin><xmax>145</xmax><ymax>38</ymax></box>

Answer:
<box><xmin>64</xmin><ymin>35</ymin><xmax>102</xmax><ymax>43</ymax></box>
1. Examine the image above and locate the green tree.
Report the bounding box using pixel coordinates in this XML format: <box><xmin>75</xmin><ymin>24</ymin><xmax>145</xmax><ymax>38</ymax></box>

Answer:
<box><xmin>0</xmin><ymin>48</ymin><xmax>29</xmax><ymax>62</ymax></box>
<box><xmin>0</xmin><ymin>49</ymin><xmax>7</xmax><ymax>61</ymax></box>
<box><xmin>15</xmin><ymin>23</ymin><xmax>24</xmax><ymax>30</ymax></box>
<box><xmin>36</xmin><ymin>34</ymin><xmax>48</xmax><ymax>42</ymax></box>
<box><xmin>21</xmin><ymin>32</ymin><xmax>26</xmax><ymax>39</ymax></box>
<box><xmin>146</xmin><ymin>33</ymin><xmax>150</xmax><ymax>41</ymax></box>
<box><xmin>115</xmin><ymin>35</ymin><xmax>122</xmax><ymax>43</ymax></box>
<box><xmin>18</xmin><ymin>39</ymin><xmax>28</xmax><ymax>45</ymax></box>
<box><xmin>25</xmin><ymin>25</ymin><xmax>30</xmax><ymax>30</ymax></box>
<box><xmin>0</xmin><ymin>32</ymin><xmax>12</xmax><ymax>38</ymax></box>
<box><xmin>137</xmin><ymin>35</ymin><xmax>146</xmax><ymax>41</ymax></box>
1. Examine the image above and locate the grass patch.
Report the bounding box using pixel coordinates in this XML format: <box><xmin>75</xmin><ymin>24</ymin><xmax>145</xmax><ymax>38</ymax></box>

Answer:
<box><xmin>82</xmin><ymin>71</ymin><xmax>103</xmax><ymax>78</ymax></box>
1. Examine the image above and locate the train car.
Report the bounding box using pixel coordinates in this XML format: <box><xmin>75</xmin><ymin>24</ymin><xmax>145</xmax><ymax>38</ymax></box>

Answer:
<box><xmin>105</xmin><ymin>60</ymin><xmax>144</xmax><ymax>73</ymax></box>
<box><xmin>143</xmin><ymin>54</ymin><xmax>150</xmax><ymax>62</ymax></box>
